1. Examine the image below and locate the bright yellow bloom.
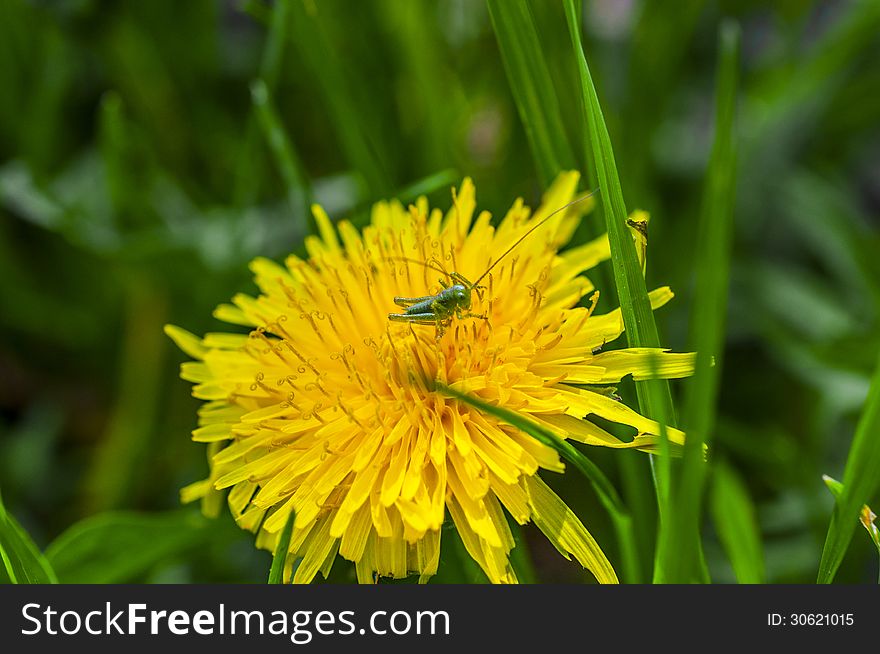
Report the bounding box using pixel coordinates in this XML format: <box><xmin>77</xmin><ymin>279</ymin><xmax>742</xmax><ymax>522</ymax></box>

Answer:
<box><xmin>166</xmin><ymin>171</ymin><xmax>694</xmax><ymax>584</ymax></box>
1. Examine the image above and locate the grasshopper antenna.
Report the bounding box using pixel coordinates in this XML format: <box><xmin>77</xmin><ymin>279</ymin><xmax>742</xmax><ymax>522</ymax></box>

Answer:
<box><xmin>471</xmin><ymin>188</ymin><xmax>599</xmax><ymax>288</ymax></box>
<box><xmin>384</xmin><ymin>255</ymin><xmax>451</xmax><ymax>278</ymax></box>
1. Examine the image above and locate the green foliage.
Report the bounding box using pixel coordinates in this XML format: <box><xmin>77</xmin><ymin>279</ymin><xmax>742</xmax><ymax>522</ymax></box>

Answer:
<box><xmin>0</xmin><ymin>491</ymin><xmax>57</xmax><ymax>583</ymax></box>
<box><xmin>268</xmin><ymin>510</ymin><xmax>296</xmax><ymax>584</ymax></box>
<box><xmin>285</xmin><ymin>0</ymin><xmax>393</xmax><ymax>197</ymax></box>
<box><xmin>487</xmin><ymin>0</ymin><xmax>576</xmax><ymax>187</ymax></box>
<box><xmin>1</xmin><ymin>0</ymin><xmax>879</xmax><ymax>584</ymax></box>
<box><xmin>45</xmin><ymin>511</ymin><xmax>212</xmax><ymax>584</ymax></box>
<box><xmin>563</xmin><ymin>0</ymin><xmax>677</xmax><ymax>557</ymax></box>
<box><xmin>823</xmin><ymin>475</ymin><xmax>880</xmax><ymax>561</ymax></box>
<box><xmin>818</xmin><ymin>354</ymin><xmax>880</xmax><ymax>583</ymax></box>
<box><xmin>711</xmin><ymin>461</ymin><xmax>765</xmax><ymax>584</ymax></box>
<box><xmin>563</xmin><ymin>0</ymin><xmax>672</xmax><ymax>378</ymax></box>
<box><xmin>655</xmin><ymin>20</ymin><xmax>741</xmax><ymax>584</ymax></box>
<box><xmin>251</xmin><ymin>79</ymin><xmax>312</xmax><ymax>228</ymax></box>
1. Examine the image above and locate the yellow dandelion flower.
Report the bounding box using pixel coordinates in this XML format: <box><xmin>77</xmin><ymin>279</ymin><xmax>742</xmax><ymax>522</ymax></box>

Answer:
<box><xmin>166</xmin><ymin>171</ymin><xmax>695</xmax><ymax>584</ymax></box>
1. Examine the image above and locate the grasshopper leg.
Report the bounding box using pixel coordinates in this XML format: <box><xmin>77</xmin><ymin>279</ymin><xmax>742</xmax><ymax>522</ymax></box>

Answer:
<box><xmin>393</xmin><ymin>296</ymin><xmax>434</xmax><ymax>308</ymax></box>
<box><xmin>388</xmin><ymin>312</ymin><xmax>452</xmax><ymax>339</ymax></box>
<box><xmin>388</xmin><ymin>312</ymin><xmax>437</xmax><ymax>324</ymax></box>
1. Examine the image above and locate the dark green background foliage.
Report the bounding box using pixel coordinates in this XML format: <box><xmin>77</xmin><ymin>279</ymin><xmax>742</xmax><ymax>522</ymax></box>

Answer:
<box><xmin>1</xmin><ymin>0</ymin><xmax>878</xmax><ymax>583</ymax></box>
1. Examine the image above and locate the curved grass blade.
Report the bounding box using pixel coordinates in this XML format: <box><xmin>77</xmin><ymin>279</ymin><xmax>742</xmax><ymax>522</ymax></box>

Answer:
<box><xmin>287</xmin><ymin>0</ymin><xmax>392</xmax><ymax>196</ymax></box>
<box><xmin>710</xmin><ymin>461</ymin><xmax>765</xmax><ymax>583</ymax></box>
<box><xmin>487</xmin><ymin>0</ymin><xmax>576</xmax><ymax>188</ymax></box>
<box><xmin>818</xmin><ymin>352</ymin><xmax>880</xmax><ymax>583</ymax></box>
<box><xmin>823</xmin><ymin>475</ymin><xmax>880</xmax><ymax>583</ymax></box>
<box><xmin>235</xmin><ymin>0</ymin><xmax>294</xmax><ymax>206</ymax></box>
<box><xmin>376</xmin><ymin>1</ymin><xmax>450</xmax><ymax>169</ymax></box>
<box><xmin>439</xmin><ymin>384</ymin><xmax>624</xmax><ymax>515</ymax></box>
<box><xmin>86</xmin><ymin>280</ymin><xmax>168</xmax><ymax>512</ymax></box>
<box><xmin>258</xmin><ymin>0</ymin><xmax>292</xmax><ymax>91</ymax></box>
<box><xmin>45</xmin><ymin>510</ymin><xmax>209</xmax><ymax>584</ymax></box>
<box><xmin>268</xmin><ymin>508</ymin><xmax>296</xmax><ymax>584</ymax></box>
<box><xmin>438</xmin><ymin>383</ymin><xmax>641</xmax><ymax>583</ymax></box>
<box><xmin>655</xmin><ymin>21</ymin><xmax>741</xmax><ymax>584</ymax></box>
<box><xmin>562</xmin><ymin>0</ymin><xmax>665</xmax><ymax>368</ymax></box>
<box><xmin>251</xmin><ymin>79</ymin><xmax>312</xmax><ymax>230</ymax></box>
<box><xmin>345</xmin><ymin>168</ymin><xmax>461</xmax><ymax>231</ymax></box>
<box><xmin>0</xmin><ymin>491</ymin><xmax>57</xmax><ymax>584</ymax></box>
<box><xmin>395</xmin><ymin>168</ymin><xmax>461</xmax><ymax>206</ymax></box>
<box><xmin>562</xmin><ymin>0</ymin><xmax>678</xmax><ymax>530</ymax></box>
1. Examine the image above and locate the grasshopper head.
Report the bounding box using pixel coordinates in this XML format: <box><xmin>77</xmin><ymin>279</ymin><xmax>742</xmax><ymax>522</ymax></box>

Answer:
<box><xmin>451</xmin><ymin>284</ymin><xmax>471</xmax><ymax>308</ymax></box>
<box><xmin>436</xmin><ymin>283</ymin><xmax>472</xmax><ymax>315</ymax></box>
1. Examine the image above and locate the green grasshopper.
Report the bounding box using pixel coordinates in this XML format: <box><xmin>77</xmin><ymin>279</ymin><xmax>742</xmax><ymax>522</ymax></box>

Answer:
<box><xmin>388</xmin><ymin>189</ymin><xmax>598</xmax><ymax>336</ymax></box>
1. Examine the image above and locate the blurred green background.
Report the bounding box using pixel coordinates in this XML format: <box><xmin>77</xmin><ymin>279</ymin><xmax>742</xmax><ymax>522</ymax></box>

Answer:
<box><xmin>1</xmin><ymin>0</ymin><xmax>879</xmax><ymax>583</ymax></box>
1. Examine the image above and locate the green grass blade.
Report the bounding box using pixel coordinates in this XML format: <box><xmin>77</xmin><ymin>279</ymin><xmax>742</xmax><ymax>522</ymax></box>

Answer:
<box><xmin>490</xmin><ymin>0</ymin><xmax>616</xmax><ymax>310</ymax></box>
<box><xmin>394</xmin><ymin>168</ymin><xmax>461</xmax><ymax>206</ymax></box>
<box><xmin>258</xmin><ymin>0</ymin><xmax>292</xmax><ymax>91</ymax></box>
<box><xmin>823</xmin><ymin>475</ymin><xmax>846</xmax><ymax>498</ymax></box>
<box><xmin>376</xmin><ymin>0</ymin><xmax>449</xmax><ymax>169</ymax></box>
<box><xmin>0</xmin><ymin>490</ymin><xmax>57</xmax><ymax>583</ymax></box>
<box><xmin>823</xmin><ymin>475</ymin><xmax>880</xmax><ymax>572</ymax></box>
<box><xmin>562</xmin><ymin>1</ymin><xmax>674</xmax><ymax>403</ymax></box>
<box><xmin>287</xmin><ymin>0</ymin><xmax>392</xmax><ymax>196</ymax></box>
<box><xmin>562</xmin><ymin>0</ymin><xmax>665</xmax><ymax>363</ymax></box>
<box><xmin>562</xmin><ymin>0</ymin><xmax>677</xmax><ymax>521</ymax></box>
<box><xmin>507</xmin><ymin>522</ymin><xmax>537</xmax><ymax>584</ymax></box>
<box><xmin>45</xmin><ymin>510</ymin><xmax>207</xmax><ymax>584</ymax></box>
<box><xmin>234</xmin><ymin>0</ymin><xmax>294</xmax><ymax>207</ymax></box>
<box><xmin>487</xmin><ymin>0</ymin><xmax>576</xmax><ymax>188</ymax></box>
<box><xmin>656</xmin><ymin>21</ymin><xmax>741</xmax><ymax>583</ymax></box>
<box><xmin>818</xmin><ymin>351</ymin><xmax>880</xmax><ymax>583</ymax></box>
<box><xmin>438</xmin><ymin>383</ymin><xmax>641</xmax><ymax>583</ymax></box>
<box><xmin>268</xmin><ymin>509</ymin><xmax>296</xmax><ymax>584</ymax></box>
<box><xmin>439</xmin><ymin>384</ymin><xmax>625</xmax><ymax>515</ymax></box>
<box><xmin>85</xmin><ymin>279</ymin><xmax>168</xmax><ymax>512</ymax></box>
<box><xmin>344</xmin><ymin>167</ymin><xmax>461</xmax><ymax>231</ymax></box>
<box><xmin>710</xmin><ymin>461</ymin><xmax>765</xmax><ymax>583</ymax></box>
<box><xmin>616</xmin><ymin>450</ymin><xmax>657</xmax><ymax>582</ymax></box>
<box><xmin>98</xmin><ymin>91</ymin><xmax>130</xmax><ymax>216</ymax></box>
<box><xmin>251</xmin><ymin>79</ymin><xmax>312</xmax><ymax>230</ymax></box>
